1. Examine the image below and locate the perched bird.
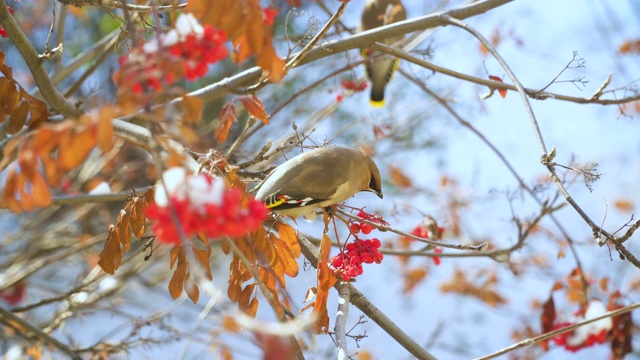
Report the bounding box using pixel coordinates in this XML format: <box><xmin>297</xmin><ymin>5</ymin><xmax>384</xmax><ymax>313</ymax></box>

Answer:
<box><xmin>255</xmin><ymin>146</ymin><xmax>383</xmax><ymax>219</ymax></box>
<box><xmin>359</xmin><ymin>0</ymin><xmax>407</xmax><ymax>107</ymax></box>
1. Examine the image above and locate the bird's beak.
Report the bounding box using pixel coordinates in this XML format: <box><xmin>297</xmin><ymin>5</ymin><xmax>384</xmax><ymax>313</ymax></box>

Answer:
<box><xmin>370</xmin><ymin>189</ymin><xmax>383</xmax><ymax>199</ymax></box>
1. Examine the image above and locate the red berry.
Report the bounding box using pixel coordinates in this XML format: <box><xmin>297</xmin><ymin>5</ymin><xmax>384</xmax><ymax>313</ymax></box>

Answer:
<box><xmin>361</xmin><ymin>224</ymin><xmax>374</xmax><ymax>234</ymax></box>
<box><xmin>349</xmin><ymin>223</ymin><xmax>360</xmax><ymax>234</ymax></box>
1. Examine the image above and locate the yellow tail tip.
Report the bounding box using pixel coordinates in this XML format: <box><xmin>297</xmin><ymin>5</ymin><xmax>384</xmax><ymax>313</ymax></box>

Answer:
<box><xmin>369</xmin><ymin>99</ymin><xmax>385</xmax><ymax>108</ymax></box>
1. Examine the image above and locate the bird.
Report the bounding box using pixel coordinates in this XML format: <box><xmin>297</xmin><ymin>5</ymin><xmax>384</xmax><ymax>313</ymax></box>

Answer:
<box><xmin>255</xmin><ymin>146</ymin><xmax>383</xmax><ymax>219</ymax></box>
<box><xmin>359</xmin><ymin>0</ymin><xmax>407</xmax><ymax>107</ymax></box>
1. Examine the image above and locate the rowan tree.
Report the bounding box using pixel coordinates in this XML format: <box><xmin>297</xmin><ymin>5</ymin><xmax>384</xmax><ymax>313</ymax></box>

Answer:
<box><xmin>1</xmin><ymin>0</ymin><xmax>639</xmax><ymax>359</ymax></box>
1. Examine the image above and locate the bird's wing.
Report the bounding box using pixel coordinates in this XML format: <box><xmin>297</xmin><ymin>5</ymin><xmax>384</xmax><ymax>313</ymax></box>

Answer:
<box><xmin>261</xmin><ymin>153</ymin><xmax>350</xmax><ymax>210</ymax></box>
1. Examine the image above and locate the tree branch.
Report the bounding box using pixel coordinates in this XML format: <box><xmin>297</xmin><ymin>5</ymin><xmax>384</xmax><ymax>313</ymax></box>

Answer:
<box><xmin>0</xmin><ymin>0</ymin><xmax>81</xmax><ymax>118</ymax></box>
<box><xmin>335</xmin><ymin>281</ymin><xmax>350</xmax><ymax>360</ymax></box>
<box><xmin>298</xmin><ymin>235</ymin><xmax>437</xmax><ymax>360</ymax></box>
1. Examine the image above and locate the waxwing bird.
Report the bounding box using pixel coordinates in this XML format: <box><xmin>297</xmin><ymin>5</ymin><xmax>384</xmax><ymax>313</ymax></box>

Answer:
<box><xmin>255</xmin><ymin>146</ymin><xmax>383</xmax><ymax>219</ymax></box>
<box><xmin>359</xmin><ymin>0</ymin><xmax>407</xmax><ymax>107</ymax></box>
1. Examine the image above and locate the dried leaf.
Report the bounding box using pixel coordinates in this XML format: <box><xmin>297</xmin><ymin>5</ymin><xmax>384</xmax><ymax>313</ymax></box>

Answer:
<box><xmin>215</xmin><ymin>101</ymin><xmax>237</xmax><ymax>143</ymax></box>
<box><xmin>489</xmin><ymin>75</ymin><xmax>507</xmax><ymax>98</ymax></box>
<box><xmin>97</xmin><ymin>226</ymin><xmax>121</xmax><ymax>274</ymax></box>
<box><xmin>31</xmin><ymin>171</ymin><xmax>52</xmax><ymax>208</ymax></box>
<box><xmin>96</xmin><ymin>106</ymin><xmax>115</xmax><ymax>153</ymax></box>
<box><xmin>184</xmin><ymin>273</ymin><xmax>200</xmax><ymax>303</ymax></box>
<box><xmin>0</xmin><ymin>77</ymin><xmax>20</xmax><ymax>117</ymax></box>
<box><xmin>238</xmin><ymin>95</ymin><xmax>269</xmax><ymax>124</ymax></box>
<box><xmin>272</xmin><ymin>235</ymin><xmax>299</xmax><ymax>278</ymax></box>
<box><xmin>439</xmin><ymin>268</ymin><xmax>507</xmax><ymax>307</ymax></box>
<box><xmin>276</xmin><ymin>222</ymin><xmax>300</xmax><ymax>258</ymax></box>
<box><xmin>403</xmin><ymin>268</ymin><xmax>427</xmax><ymax>295</ymax></box>
<box><xmin>389</xmin><ymin>165</ymin><xmax>412</xmax><ymax>188</ymax></box>
<box><xmin>613</xmin><ymin>199</ymin><xmax>634</xmax><ymax>213</ymax></box>
<box><xmin>182</xmin><ymin>95</ymin><xmax>203</xmax><ymax>124</ymax></box>
<box><xmin>312</xmin><ymin>234</ymin><xmax>338</xmax><ymax>333</ymax></box>
<box><xmin>539</xmin><ymin>295</ymin><xmax>556</xmax><ymax>352</ymax></box>
<box><xmin>57</xmin><ymin>126</ymin><xmax>97</xmax><ymax>171</ymax></box>
<box><xmin>169</xmin><ymin>262</ymin><xmax>188</xmax><ymax>299</ymax></box>
<box><xmin>619</xmin><ymin>39</ymin><xmax>640</xmax><ymax>53</ymax></box>
<box><xmin>5</xmin><ymin>101</ymin><xmax>29</xmax><ymax>134</ymax></box>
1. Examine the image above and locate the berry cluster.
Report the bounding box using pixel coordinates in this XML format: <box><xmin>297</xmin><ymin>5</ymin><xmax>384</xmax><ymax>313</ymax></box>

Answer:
<box><xmin>116</xmin><ymin>13</ymin><xmax>228</xmax><ymax>94</ymax></box>
<box><xmin>330</xmin><ymin>238</ymin><xmax>383</xmax><ymax>281</ymax></box>
<box><xmin>146</xmin><ymin>168</ymin><xmax>267</xmax><ymax>246</ymax></box>
<box><xmin>551</xmin><ymin>300</ymin><xmax>612</xmax><ymax>352</ymax></box>
<box><xmin>329</xmin><ymin>210</ymin><xmax>387</xmax><ymax>281</ymax></box>
<box><xmin>405</xmin><ymin>222</ymin><xmax>445</xmax><ymax>266</ymax></box>
<box><xmin>0</xmin><ymin>7</ymin><xmax>14</xmax><ymax>38</ymax></box>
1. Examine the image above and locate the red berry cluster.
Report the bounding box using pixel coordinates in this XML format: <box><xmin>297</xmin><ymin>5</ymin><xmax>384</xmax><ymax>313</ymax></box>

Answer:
<box><xmin>406</xmin><ymin>223</ymin><xmax>445</xmax><ymax>266</ymax></box>
<box><xmin>116</xmin><ymin>15</ymin><xmax>228</xmax><ymax>94</ymax></box>
<box><xmin>167</xmin><ymin>26</ymin><xmax>228</xmax><ymax>81</ymax></box>
<box><xmin>552</xmin><ymin>322</ymin><xmax>608</xmax><ymax>352</ymax></box>
<box><xmin>146</xmin><ymin>174</ymin><xmax>267</xmax><ymax>246</ymax></box>
<box><xmin>0</xmin><ymin>7</ymin><xmax>15</xmax><ymax>38</ymax></box>
<box><xmin>329</xmin><ymin>210</ymin><xmax>387</xmax><ymax>281</ymax></box>
<box><xmin>341</xmin><ymin>79</ymin><xmax>368</xmax><ymax>92</ymax></box>
<box><xmin>330</xmin><ymin>238</ymin><xmax>383</xmax><ymax>281</ymax></box>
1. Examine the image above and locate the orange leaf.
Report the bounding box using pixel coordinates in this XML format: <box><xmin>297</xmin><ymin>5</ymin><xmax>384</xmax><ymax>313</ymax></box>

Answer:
<box><xmin>613</xmin><ymin>199</ymin><xmax>634</xmax><ymax>213</ymax></box>
<box><xmin>272</xmin><ymin>235</ymin><xmax>299</xmax><ymax>278</ymax></box>
<box><xmin>402</xmin><ymin>268</ymin><xmax>427</xmax><ymax>294</ymax></box>
<box><xmin>58</xmin><ymin>126</ymin><xmax>97</xmax><ymax>171</ymax></box>
<box><xmin>238</xmin><ymin>95</ymin><xmax>269</xmax><ymax>124</ymax></box>
<box><xmin>182</xmin><ymin>95</ymin><xmax>203</xmax><ymax>124</ymax></box>
<box><xmin>6</xmin><ymin>101</ymin><xmax>29</xmax><ymax>134</ymax></box>
<box><xmin>439</xmin><ymin>268</ymin><xmax>507</xmax><ymax>307</ymax></box>
<box><xmin>619</xmin><ymin>39</ymin><xmax>640</xmax><ymax>53</ymax></box>
<box><xmin>184</xmin><ymin>273</ymin><xmax>200</xmax><ymax>304</ymax></box>
<box><xmin>312</xmin><ymin>234</ymin><xmax>338</xmax><ymax>333</ymax></box>
<box><xmin>129</xmin><ymin>194</ymin><xmax>149</xmax><ymax>238</ymax></box>
<box><xmin>193</xmin><ymin>246</ymin><xmax>213</xmax><ymax>280</ymax></box>
<box><xmin>40</xmin><ymin>154</ymin><xmax>60</xmax><ymax>187</ymax></box>
<box><xmin>388</xmin><ymin>165</ymin><xmax>412</xmax><ymax>188</ymax></box>
<box><xmin>31</xmin><ymin>171</ymin><xmax>52</xmax><ymax>208</ymax></box>
<box><xmin>215</xmin><ymin>101</ymin><xmax>237</xmax><ymax>143</ymax></box>
<box><xmin>169</xmin><ymin>262</ymin><xmax>188</xmax><ymax>299</ymax></box>
<box><xmin>489</xmin><ymin>75</ymin><xmax>507</xmax><ymax>98</ymax></box>
<box><xmin>96</xmin><ymin>106</ymin><xmax>115</xmax><ymax>153</ymax></box>
<box><xmin>276</xmin><ymin>222</ymin><xmax>300</xmax><ymax>258</ymax></box>
<box><xmin>257</xmin><ymin>41</ymin><xmax>285</xmax><ymax>83</ymax></box>
<box><xmin>97</xmin><ymin>225</ymin><xmax>121</xmax><ymax>274</ymax></box>
<box><xmin>0</xmin><ymin>77</ymin><xmax>20</xmax><ymax>117</ymax></box>
<box><xmin>32</xmin><ymin>122</ymin><xmax>70</xmax><ymax>156</ymax></box>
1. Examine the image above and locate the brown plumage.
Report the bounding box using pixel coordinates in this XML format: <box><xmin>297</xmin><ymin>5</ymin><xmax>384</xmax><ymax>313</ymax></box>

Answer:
<box><xmin>360</xmin><ymin>0</ymin><xmax>407</xmax><ymax>107</ymax></box>
<box><xmin>255</xmin><ymin>146</ymin><xmax>383</xmax><ymax>218</ymax></box>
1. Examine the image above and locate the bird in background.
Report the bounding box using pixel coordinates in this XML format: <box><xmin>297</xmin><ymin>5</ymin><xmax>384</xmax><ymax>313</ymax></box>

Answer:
<box><xmin>255</xmin><ymin>146</ymin><xmax>383</xmax><ymax>220</ymax></box>
<box><xmin>359</xmin><ymin>0</ymin><xmax>407</xmax><ymax>108</ymax></box>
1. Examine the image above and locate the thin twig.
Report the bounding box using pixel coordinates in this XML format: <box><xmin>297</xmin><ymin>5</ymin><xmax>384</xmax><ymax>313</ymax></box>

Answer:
<box><xmin>475</xmin><ymin>301</ymin><xmax>640</xmax><ymax>359</ymax></box>
<box><xmin>0</xmin><ymin>1</ymin><xmax>81</xmax><ymax>118</ymax></box>
<box><xmin>443</xmin><ymin>15</ymin><xmax>640</xmax><ymax>268</ymax></box>
<box><xmin>0</xmin><ymin>305</ymin><xmax>82</xmax><ymax>360</ymax></box>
